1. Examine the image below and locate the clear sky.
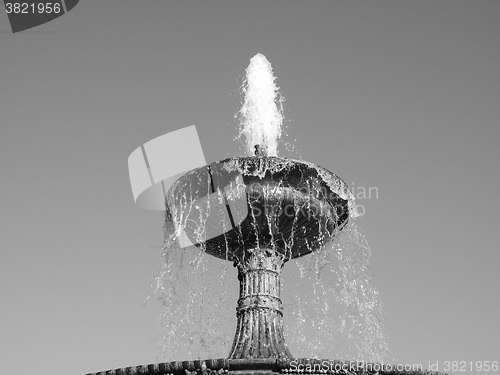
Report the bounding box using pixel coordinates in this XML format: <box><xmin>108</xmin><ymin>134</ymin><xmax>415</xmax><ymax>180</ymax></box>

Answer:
<box><xmin>1</xmin><ymin>1</ymin><xmax>499</xmax><ymax>375</ymax></box>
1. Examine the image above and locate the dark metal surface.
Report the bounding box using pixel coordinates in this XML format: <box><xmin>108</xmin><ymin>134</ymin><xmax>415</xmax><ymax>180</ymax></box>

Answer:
<box><xmin>168</xmin><ymin>157</ymin><xmax>350</xmax><ymax>262</ymax></box>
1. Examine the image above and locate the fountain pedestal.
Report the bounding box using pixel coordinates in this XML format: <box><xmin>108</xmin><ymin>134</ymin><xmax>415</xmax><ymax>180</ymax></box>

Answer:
<box><xmin>229</xmin><ymin>248</ymin><xmax>291</xmax><ymax>359</ymax></box>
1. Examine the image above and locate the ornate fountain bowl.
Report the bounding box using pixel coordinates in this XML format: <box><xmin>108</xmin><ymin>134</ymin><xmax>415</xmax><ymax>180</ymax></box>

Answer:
<box><xmin>167</xmin><ymin>156</ymin><xmax>351</xmax><ymax>262</ymax></box>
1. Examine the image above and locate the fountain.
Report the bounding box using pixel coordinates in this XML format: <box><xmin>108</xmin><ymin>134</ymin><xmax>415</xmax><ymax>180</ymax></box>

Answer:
<box><xmin>87</xmin><ymin>54</ymin><xmax>447</xmax><ymax>375</ymax></box>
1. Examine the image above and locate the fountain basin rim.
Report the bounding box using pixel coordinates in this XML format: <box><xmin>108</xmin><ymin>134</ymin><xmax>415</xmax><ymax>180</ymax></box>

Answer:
<box><xmin>168</xmin><ymin>156</ymin><xmax>357</xmax><ymax>216</ymax></box>
<box><xmin>87</xmin><ymin>358</ymin><xmax>448</xmax><ymax>375</ymax></box>
<box><xmin>166</xmin><ymin>156</ymin><xmax>355</xmax><ymax>261</ymax></box>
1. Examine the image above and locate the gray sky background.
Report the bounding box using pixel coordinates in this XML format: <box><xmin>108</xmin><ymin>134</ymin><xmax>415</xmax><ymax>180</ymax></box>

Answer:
<box><xmin>1</xmin><ymin>1</ymin><xmax>499</xmax><ymax>375</ymax></box>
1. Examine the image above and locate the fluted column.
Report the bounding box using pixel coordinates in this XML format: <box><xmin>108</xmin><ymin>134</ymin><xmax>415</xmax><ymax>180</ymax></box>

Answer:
<box><xmin>228</xmin><ymin>248</ymin><xmax>292</xmax><ymax>359</ymax></box>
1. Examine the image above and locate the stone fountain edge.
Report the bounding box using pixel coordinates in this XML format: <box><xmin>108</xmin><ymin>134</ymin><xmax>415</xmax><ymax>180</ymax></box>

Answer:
<box><xmin>87</xmin><ymin>357</ymin><xmax>447</xmax><ymax>375</ymax></box>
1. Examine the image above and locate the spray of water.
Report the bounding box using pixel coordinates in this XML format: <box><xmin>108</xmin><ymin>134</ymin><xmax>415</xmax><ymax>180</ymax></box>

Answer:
<box><xmin>282</xmin><ymin>220</ymin><xmax>387</xmax><ymax>362</ymax></box>
<box><xmin>154</xmin><ymin>179</ymin><xmax>237</xmax><ymax>361</ymax></box>
<box><xmin>154</xmin><ymin>239</ymin><xmax>236</xmax><ymax>361</ymax></box>
<box><xmin>238</xmin><ymin>53</ymin><xmax>284</xmax><ymax>157</ymax></box>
